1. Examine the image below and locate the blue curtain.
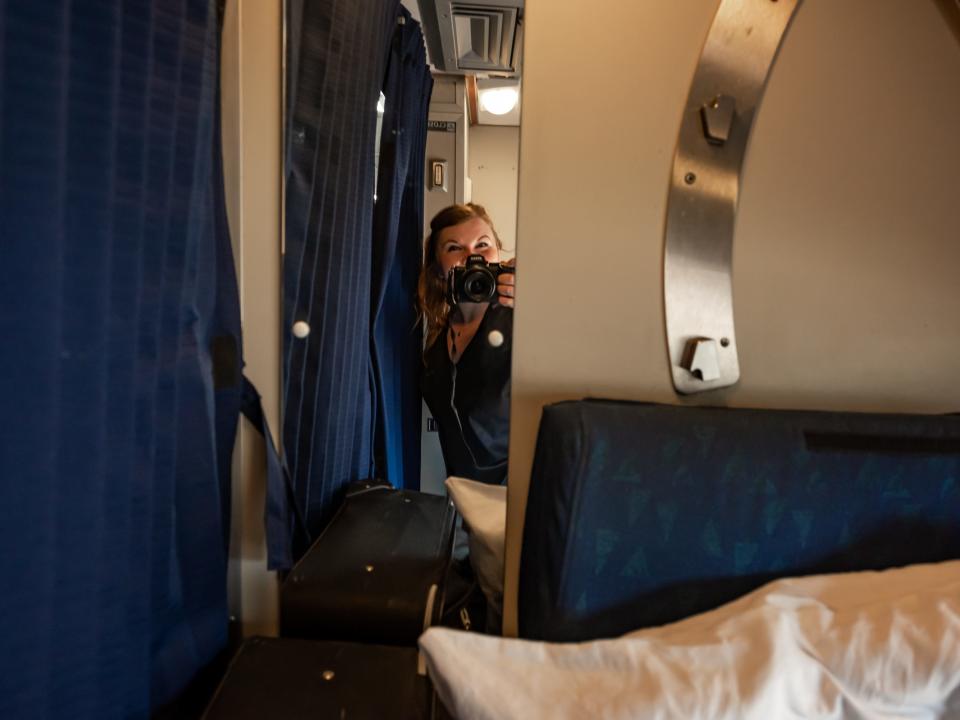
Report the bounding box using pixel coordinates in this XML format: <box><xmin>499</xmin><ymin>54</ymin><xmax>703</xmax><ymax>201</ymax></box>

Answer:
<box><xmin>281</xmin><ymin>0</ymin><xmax>408</xmax><ymax>567</ymax></box>
<box><xmin>371</xmin><ymin>9</ymin><xmax>433</xmax><ymax>491</ymax></box>
<box><xmin>0</xmin><ymin>1</ymin><xmax>238</xmax><ymax>716</ymax></box>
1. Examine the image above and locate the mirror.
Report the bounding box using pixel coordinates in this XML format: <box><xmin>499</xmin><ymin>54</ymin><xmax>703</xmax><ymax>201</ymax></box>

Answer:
<box><xmin>282</xmin><ymin>0</ymin><xmax>523</xmax><ymax>524</ymax></box>
<box><xmin>403</xmin><ymin>0</ymin><xmax>523</xmax><ymax>637</ymax></box>
<box><xmin>403</xmin><ymin>0</ymin><xmax>523</xmax><ymax>495</ymax></box>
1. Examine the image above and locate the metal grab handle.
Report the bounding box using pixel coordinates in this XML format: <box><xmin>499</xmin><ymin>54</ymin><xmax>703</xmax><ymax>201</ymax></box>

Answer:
<box><xmin>664</xmin><ymin>0</ymin><xmax>803</xmax><ymax>394</ymax></box>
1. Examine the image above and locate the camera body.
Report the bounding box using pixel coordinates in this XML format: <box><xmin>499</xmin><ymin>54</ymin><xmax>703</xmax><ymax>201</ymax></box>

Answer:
<box><xmin>446</xmin><ymin>254</ymin><xmax>514</xmax><ymax>306</ymax></box>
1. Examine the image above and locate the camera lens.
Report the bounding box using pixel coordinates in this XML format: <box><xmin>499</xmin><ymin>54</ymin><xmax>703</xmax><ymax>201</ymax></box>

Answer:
<box><xmin>463</xmin><ymin>271</ymin><xmax>495</xmax><ymax>302</ymax></box>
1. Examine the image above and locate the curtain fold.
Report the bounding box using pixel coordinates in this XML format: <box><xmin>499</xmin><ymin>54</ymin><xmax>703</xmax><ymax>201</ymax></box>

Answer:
<box><xmin>281</xmin><ymin>0</ymin><xmax>402</xmax><ymax>567</ymax></box>
<box><xmin>0</xmin><ymin>1</ymin><xmax>238</xmax><ymax>716</ymax></box>
<box><xmin>371</xmin><ymin>8</ymin><xmax>433</xmax><ymax>490</ymax></box>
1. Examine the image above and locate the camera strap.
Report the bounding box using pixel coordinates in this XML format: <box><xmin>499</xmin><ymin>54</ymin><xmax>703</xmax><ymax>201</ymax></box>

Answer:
<box><xmin>446</xmin><ymin>324</ymin><xmax>508</xmax><ymax>473</ymax></box>
<box><xmin>449</xmin><ymin>324</ymin><xmax>459</xmax><ymax>362</ymax></box>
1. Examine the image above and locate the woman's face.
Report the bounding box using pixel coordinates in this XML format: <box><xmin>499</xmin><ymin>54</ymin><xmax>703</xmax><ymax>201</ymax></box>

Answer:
<box><xmin>435</xmin><ymin>217</ymin><xmax>500</xmax><ymax>277</ymax></box>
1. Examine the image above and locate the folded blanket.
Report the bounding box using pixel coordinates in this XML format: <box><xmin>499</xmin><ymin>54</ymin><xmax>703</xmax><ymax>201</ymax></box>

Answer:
<box><xmin>420</xmin><ymin>561</ymin><xmax>960</xmax><ymax>720</ymax></box>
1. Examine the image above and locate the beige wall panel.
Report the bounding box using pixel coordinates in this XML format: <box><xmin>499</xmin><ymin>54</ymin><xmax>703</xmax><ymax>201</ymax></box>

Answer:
<box><xmin>467</xmin><ymin>125</ymin><xmax>520</xmax><ymax>257</ymax></box>
<box><xmin>222</xmin><ymin>0</ymin><xmax>283</xmax><ymax>638</ymax></box>
<box><xmin>503</xmin><ymin>0</ymin><xmax>720</xmax><ymax>636</ymax></box>
<box><xmin>504</xmin><ymin>0</ymin><xmax>960</xmax><ymax>636</ymax></box>
<box><xmin>221</xmin><ymin>0</ymin><xmax>243</xmax><ymax>634</ymax></box>
<box><xmin>733</xmin><ymin>0</ymin><xmax>960</xmax><ymax>413</ymax></box>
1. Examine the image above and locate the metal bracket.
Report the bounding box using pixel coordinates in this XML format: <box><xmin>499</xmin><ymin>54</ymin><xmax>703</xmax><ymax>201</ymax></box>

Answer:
<box><xmin>681</xmin><ymin>337</ymin><xmax>722</xmax><ymax>382</ymax></box>
<box><xmin>664</xmin><ymin>0</ymin><xmax>803</xmax><ymax>394</ymax></box>
<box><xmin>700</xmin><ymin>95</ymin><xmax>736</xmax><ymax>146</ymax></box>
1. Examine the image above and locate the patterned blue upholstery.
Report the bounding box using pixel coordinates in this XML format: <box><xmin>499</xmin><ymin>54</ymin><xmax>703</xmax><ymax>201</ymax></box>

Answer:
<box><xmin>519</xmin><ymin>401</ymin><xmax>960</xmax><ymax>641</ymax></box>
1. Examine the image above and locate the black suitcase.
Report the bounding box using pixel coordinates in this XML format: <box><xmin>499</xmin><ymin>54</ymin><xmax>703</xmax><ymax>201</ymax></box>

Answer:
<box><xmin>281</xmin><ymin>481</ymin><xmax>458</xmax><ymax>645</ymax></box>
<box><xmin>203</xmin><ymin>636</ymin><xmax>436</xmax><ymax>720</ymax></box>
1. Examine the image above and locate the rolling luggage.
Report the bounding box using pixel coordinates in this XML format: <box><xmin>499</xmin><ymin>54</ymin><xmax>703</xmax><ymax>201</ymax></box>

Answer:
<box><xmin>281</xmin><ymin>480</ymin><xmax>458</xmax><ymax>645</ymax></box>
<box><xmin>206</xmin><ymin>483</ymin><xmax>461</xmax><ymax>717</ymax></box>
<box><xmin>203</xmin><ymin>636</ymin><xmax>435</xmax><ymax>719</ymax></box>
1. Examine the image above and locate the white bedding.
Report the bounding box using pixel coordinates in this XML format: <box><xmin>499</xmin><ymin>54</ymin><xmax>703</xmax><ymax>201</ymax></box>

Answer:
<box><xmin>445</xmin><ymin>476</ymin><xmax>507</xmax><ymax>616</ymax></box>
<box><xmin>420</xmin><ymin>561</ymin><xmax>960</xmax><ymax>720</ymax></box>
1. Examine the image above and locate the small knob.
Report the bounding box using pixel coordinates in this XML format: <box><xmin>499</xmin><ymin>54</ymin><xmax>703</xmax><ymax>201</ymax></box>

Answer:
<box><xmin>700</xmin><ymin>95</ymin><xmax>736</xmax><ymax>146</ymax></box>
<box><xmin>292</xmin><ymin>321</ymin><xmax>310</xmax><ymax>339</ymax></box>
<box><xmin>681</xmin><ymin>338</ymin><xmax>722</xmax><ymax>382</ymax></box>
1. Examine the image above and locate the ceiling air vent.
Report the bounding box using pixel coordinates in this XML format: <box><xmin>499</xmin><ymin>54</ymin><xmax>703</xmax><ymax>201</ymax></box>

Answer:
<box><xmin>452</xmin><ymin>4</ymin><xmax>518</xmax><ymax>71</ymax></box>
<box><xmin>417</xmin><ymin>0</ymin><xmax>523</xmax><ymax>75</ymax></box>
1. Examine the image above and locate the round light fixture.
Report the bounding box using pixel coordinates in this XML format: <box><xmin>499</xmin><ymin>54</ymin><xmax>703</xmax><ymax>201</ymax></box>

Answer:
<box><xmin>479</xmin><ymin>87</ymin><xmax>519</xmax><ymax>116</ymax></box>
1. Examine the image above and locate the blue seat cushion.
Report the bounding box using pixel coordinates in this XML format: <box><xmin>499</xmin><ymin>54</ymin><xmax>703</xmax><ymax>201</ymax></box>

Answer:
<box><xmin>518</xmin><ymin>400</ymin><xmax>960</xmax><ymax>641</ymax></box>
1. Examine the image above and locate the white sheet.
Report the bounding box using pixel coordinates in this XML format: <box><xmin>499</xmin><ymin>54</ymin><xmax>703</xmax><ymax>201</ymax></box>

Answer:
<box><xmin>445</xmin><ymin>476</ymin><xmax>507</xmax><ymax>616</ymax></box>
<box><xmin>420</xmin><ymin>561</ymin><xmax>960</xmax><ymax>720</ymax></box>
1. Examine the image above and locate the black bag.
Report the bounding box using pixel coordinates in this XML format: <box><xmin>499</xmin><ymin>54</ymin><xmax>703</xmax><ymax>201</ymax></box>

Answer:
<box><xmin>438</xmin><ymin>554</ymin><xmax>489</xmax><ymax>633</ymax></box>
<box><xmin>203</xmin><ymin>636</ymin><xmax>433</xmax><ymax>720</ymax></box>
<box><xmin>281</xmin><ymin>481</ymin><xmax>457</xmax><ymax>645</ymax></box>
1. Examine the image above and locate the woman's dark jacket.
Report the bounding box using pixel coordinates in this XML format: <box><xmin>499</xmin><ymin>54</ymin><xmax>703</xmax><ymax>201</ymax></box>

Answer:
<box><xmin>421</xmin><ymin>305</ymin><xmax>512</xmax><ymax>485</ymax></box>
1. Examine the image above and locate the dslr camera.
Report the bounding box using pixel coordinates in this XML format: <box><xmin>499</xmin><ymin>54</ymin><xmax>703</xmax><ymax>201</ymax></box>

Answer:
<box><xmin>446</xmin><ymin>254</ymin><xmax>514</xmax><ymax>306</ymax></box>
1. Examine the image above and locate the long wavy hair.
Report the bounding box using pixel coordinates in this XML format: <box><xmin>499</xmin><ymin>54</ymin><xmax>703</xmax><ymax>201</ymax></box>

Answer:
<box><xmin>418</xmin><ymin>203</ymin><xmax>502</xmax><ymax>353</ymax></box>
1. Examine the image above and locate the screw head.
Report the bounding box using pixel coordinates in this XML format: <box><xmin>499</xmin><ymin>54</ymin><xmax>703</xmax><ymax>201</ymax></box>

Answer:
<box><xmin>720</xmin><ymin>337</ymin><xmax>730</xmax><ymax>347</ymax></box>
<box><xmin>365</xmin><ymin>564</ymin><xmax>374</xmax><ymax>573</ymax></box>
<box><xmin>684</xmin><ymin>172</ymin><xmax>697</xmax><ymax>185</ymax></box>
<box><xmin>322</xmin><ymin>670</ymin><xmax>335</xmax><ymax>681</ymax></box>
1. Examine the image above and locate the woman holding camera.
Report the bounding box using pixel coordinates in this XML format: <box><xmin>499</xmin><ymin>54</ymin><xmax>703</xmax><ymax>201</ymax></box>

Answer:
<box><xmin>418</xmin><ymin>203</ymin><xmax>515</xmax><ymax>486</ymax></box>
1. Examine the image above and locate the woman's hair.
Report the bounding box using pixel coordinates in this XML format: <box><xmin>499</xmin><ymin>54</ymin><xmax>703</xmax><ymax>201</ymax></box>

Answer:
<box><xmin>418</xmin><ymin>203</ymin><xmax>502</xmax><ymax>352</ymax></box>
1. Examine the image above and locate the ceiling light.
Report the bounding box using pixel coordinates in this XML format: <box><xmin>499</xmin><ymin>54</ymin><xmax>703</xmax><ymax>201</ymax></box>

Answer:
<box><xmin>479</xmin><ymin>87</ymin><xmax>519</xmax><ymax>116</ymax></box>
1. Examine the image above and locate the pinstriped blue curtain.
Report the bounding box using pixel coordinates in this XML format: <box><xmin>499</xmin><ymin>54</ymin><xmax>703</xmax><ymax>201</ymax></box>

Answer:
<box><xmin>0</xmin><ymin>1</ymin><xmax>238</xmax><ymax>716</ymax></box>
<box><xmin>280</xmin><ymin>0</ymin><xmax>402</xmax><ymax>567</ymax></box>
<box><xmin>371</xmin><ymin>8</ymin><xmax>433</xmax><ymax>490</ymax></box>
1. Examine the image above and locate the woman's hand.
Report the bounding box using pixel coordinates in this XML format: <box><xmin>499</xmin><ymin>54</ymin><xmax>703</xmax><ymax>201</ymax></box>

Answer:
<box><xmin>496</xmin><ymin>258</ymin><xmax>516</xmax><ymax>308</ymax></box>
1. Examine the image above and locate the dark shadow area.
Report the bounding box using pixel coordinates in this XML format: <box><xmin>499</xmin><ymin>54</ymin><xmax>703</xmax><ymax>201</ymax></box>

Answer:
<box><xmin>932</xmin><ymin>0</ymin><xmax>960</xmax><ymax>48</ymax></box>
<box><xmin>153</xmin><ymin>638</ymin><xmax>237</xmax><ymax>720</ymax></box>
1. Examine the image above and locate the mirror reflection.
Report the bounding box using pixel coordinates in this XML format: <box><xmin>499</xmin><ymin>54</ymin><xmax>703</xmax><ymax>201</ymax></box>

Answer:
<box><xmin>281</xmin><ymin>0</ymin><xmax>522</xmax><ymax>643</ymax></box>
<box><xmin>419</xmin><ymin>204</ymin><xmax>515</xmax><ymax>489</ymax></box>
<box><xmin>362</xmin><ymin>1</ymin><xmax>524</xmax><ymax>497</ymax></box>
<box><xmin>407</xmin><ymin>0</ymin><xmax>522</xmax><ymax>495</ymax></box>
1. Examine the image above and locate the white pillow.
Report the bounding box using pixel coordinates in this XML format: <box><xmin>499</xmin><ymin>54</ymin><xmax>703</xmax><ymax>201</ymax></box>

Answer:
<box><xmin>445</xmin><ymin>476</ymin><xmax>506</xmax><ymax>616</ymax></box>
<box><xmin>421</xmin><ymin>560</ymin><xmax>960</xmax><ymax>720</ymax></box>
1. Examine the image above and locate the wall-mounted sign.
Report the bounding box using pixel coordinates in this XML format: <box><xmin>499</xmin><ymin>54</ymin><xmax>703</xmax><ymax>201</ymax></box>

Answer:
<box><xmin>427</xmin><ymin>120</ymin><xmax>456</xmax><ymax>133</ymax></box>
